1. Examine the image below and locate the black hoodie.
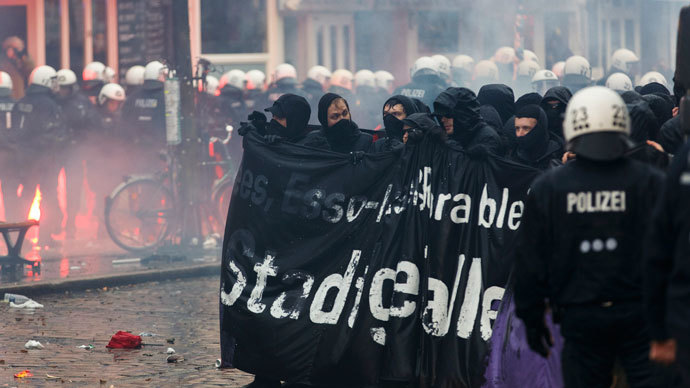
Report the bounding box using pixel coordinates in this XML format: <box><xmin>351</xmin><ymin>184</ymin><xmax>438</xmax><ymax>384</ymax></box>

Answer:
<box><xmin>304</xmin><ymin>92</ymin><xmax>373</xmax><ymax>153</ymax></box>
<box><xmin>263</xmin><ymin>93</ymin><xmax>311</xmax><ymax>143</ymax></box>
<box><xmin>477</xmin><ymin>84</ymin><xmax>515</xmax><ymax>125</ymax></box>
<box><xmin>509</xmin><ymin>104</ymin><xmax>562</xmax><ymax>170</ymax></box>
<box><xmin>625</xmin><ymin>99</ymin><xmax>669</xmax><ymax>169</ymax></box>
<box><xmin>433</xmin><ymin>87</ymin><xmax>502</xmax><ymax>154</ymax></box>
<box><xmin>372</xmin><ymin>95</ymin><xmax>419</xmax><ymax>152</ymax></box>
<box><xmin>540</xmin><ymin>86</ymin><xmax>572</xmax><ymax>140</ymax></box>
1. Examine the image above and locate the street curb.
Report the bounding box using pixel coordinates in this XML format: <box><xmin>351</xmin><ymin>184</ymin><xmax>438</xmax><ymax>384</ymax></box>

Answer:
<box><xmin>0</xmin><ymin>263</ymin><xmax>220</xmax><ymax>297</ymax></box>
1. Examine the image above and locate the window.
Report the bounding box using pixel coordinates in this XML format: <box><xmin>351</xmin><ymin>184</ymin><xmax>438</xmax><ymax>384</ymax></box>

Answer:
<box><xmin>201</xmin><ymin>0</ymin><xmax>266</xmax><ymax>54</ymax></box>
<box><xmin>610</xmin><ymin>20</ymin><xmax>621</xmax><ymax>51</ymax></box>
<box><xmin>44</xmin><ymin>0</ymin><xmax>61</xmax><ymax>69</ymax></box>
<box><xmin>417</xmin><ymin>12</ymin><xmax>459</xmax><ymax>53</ymax></box>
<box><xmin>92</xmin><ymin>0</ymin><xmax>108</xmax><ymax>64</ymax></box>
<box><xmin>69</xmin><ymin>0</ymin><xmax>85</xmax><ymax>77</ymax></box>
<box><xmin>624</xmin><ymin>19</ymin><xmax>635</xmax><ymax>50</ymax></box>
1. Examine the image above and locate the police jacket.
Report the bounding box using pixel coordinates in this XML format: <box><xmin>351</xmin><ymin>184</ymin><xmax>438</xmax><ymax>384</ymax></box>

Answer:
<box><xmin>0</xmin><ymin>95</ymin><xmax>14</xmax><ymax>131</ymax></box>
<box><xmin>121</xmin><ymin>80</ymin><xmax>166</xmax><ymax>145</ymax></box>
<box><xmin>10</xmin><ymin>84</ymin><xmax>65</xmax><ymax>151</ymax></box>
<box><xmin>57</xmin><ymin>91</ymin><xmax>98</xmax><ymax>136</ymax></box>
<box><xmin>645</xmin><ymin>142</ymin><xmax>690</xmax><ymax>341</ymax></box>
<box><xmin>514</xmin><ymin>156</ymin><xmax>663</xmax><ymax>328</ymax></box>
<box><xmin>393</xmin><ymin>74</ymin><xmax>445</xmax><ymax>110</ymax></box>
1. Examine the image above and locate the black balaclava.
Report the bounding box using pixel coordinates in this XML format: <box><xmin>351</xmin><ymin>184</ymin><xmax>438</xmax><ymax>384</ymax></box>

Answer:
<box><xmin>383</xmin><ymin>95</ymin><xmax>418</xmax><ymax>141</ymax></box>
<box><xmin>515</xmin><ymin>92</ymin><xmax>543</xmax><ymax>111</ymax></box>
<box><xmin>477</xmin><ymin>84</ymin><xmax>515</xmax><ymax>125</ymax></box>
<box><xmin>317</xmin><ymin>92</ymin><xmax>360</xmax><ymax>150</ymax></box>
<box><xmin>626</xmin><ymin>99</ymin><xmax>658</xmax><ymax>143</ymax></box>
<box><xmin>643</xmin><ymin>94</ymin><xmax>673</xmax><ymax>136</ymax></box>
<box><xmin>264</xmin><ymin>93</ymin><xmax>311</xmax><ymax>141</ymax></box>
<box><xmin>639</xmin><ymin>82</ymin><xmax>670</xmax><ymax>96</ymax></box>
<box><xmin>402</xmin><ymin>113</ymin><xmax>442</xmax><ymax>140</ymax></box>
<box><xmin>515</xmin><ymin>104</ymin><xmax>549</xmax><ymax>162</ymax></box>
<box><xmin>480</xmin><ymin>105</ymin><xmax>503</xmax><ymax>132</ymax></box>
<box><xmin>540</xmin><ymin>86</ymin><xmax>572</xmax><ymax>139</ymax></box>
<box><xmin>433</xmin><ymin>87</ymin><xmax>483</xmax><ymax>145</ymax></box>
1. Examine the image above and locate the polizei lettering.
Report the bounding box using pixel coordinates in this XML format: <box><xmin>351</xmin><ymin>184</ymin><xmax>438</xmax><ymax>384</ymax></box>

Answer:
<box><xmin>566</xmin><ymin>190</ymin><xmax>626</xmax><ymax>214</ymax></box>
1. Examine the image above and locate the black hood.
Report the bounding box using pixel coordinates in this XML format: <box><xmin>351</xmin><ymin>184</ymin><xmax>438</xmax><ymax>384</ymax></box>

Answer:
<box><xmin>264</xmin><ymin>93</ymin><xmax>311</xmax><ymax>141</ymax></box>
<box><xmin>383</xmin><ymin>95</ymin><xmax>418</xmax><ymax>117</ymax></box>
<box><xmin>621</xmin><ymin>91</ymin><xmax>644</xmax><ymax>104</ymax></box>
<box><xmin>480</xmin><ymin>105</ymin><xmax>502</xmax><ymax>132</ymax></box>
<box><xmin>433</xmin><ymin>87</ymin><xmax>485</xmax><ymax>143</ymax></box>
<box><xmin>640</xmin><ymin>82</ymin><xmax>670</xmax><ymax>96</ymax></box>
<box><xmin>318</xmin><ymin>92</ymin><xmax>363</xmax><ymax>151</ymax></box>
<box><xmin>402</xmin><ymin>113</ymin><xmax>441</xmax><ymax>134</ymax></box>
<box><xmin>412</xmin><ymin>98</ymin><xmax>431</xmax><ymax>114</ymax></box>
<box><xmin>477</xmin><ymin>84</ymin><xmax>515</xmax><ymax>125</ymax></box>
<box><xmin>382</xmin><ymin>95</ymin><xmax>419</xmax><ymax>141</ymax></box>
<box><xmin>515</xmin><ymin>92</ymin><xmax>542</xmax><ymax>111</ymax></box>
<box><xmin>627</xmin><ymin>99</ymin><xmax>658</xmax><ymax>143</ymax></box>
<box><xmin>643</xmin><ymin>94</ymin><xmax>673</xmax><ymax>137</ymax></box>
<box><xmin>515</xmin><ymin>104</ymin><xmax>550</xmax><ymax>161</ymax></box>
<box><xmin>318</xmin><ymin>92</ymin><xmax>349</xmax><ymax>128</ymax></box>
<box><xmin>540</xmin><ymin>86</ymin><xmax>572</xmax><ymax>139</ymax></box>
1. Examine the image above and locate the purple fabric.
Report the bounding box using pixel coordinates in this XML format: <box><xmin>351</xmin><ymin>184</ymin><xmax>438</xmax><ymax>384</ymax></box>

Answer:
<box><xmin>483</xmin><ymin>291</ymin><xmax>564</xmax><ymax>388</ymax></box>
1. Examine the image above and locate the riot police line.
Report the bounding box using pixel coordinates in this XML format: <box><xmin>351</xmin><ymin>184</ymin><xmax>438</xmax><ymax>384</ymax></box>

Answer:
<box><xmin>0</xmin><ymin>45</ymin><xmax>688</xmax><ymax>387</ymax></box>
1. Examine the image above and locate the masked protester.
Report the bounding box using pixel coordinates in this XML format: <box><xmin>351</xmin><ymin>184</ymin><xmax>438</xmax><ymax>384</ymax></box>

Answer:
<box><xmin>540</xmin><ymin>86</ymin><xmax>572</xmax><ymax>141</ymax></box>
<box><xmin>262</xmin><ymin>93</ymin><xmax>311</xmax><ymax>144</ymax></box>
<box><xmin>304</xmin><ymin>92</ymin><xmax>373</xmax><ymax>153</ymax></box>
<box><xmin>623</xmin><ymin>98</ymin><xmax>669</xmax><ymax>169</ymax></box>
<box><xmin>514</xmin><ymin>87</ymin><xmax>669</xmax><ymax>388</ymax></box>
<box><xmin>658</xmin><ymin>81</ymin><xmax>685</xmax><ymax>155</ymax></box>
<box><xmin>401</xmin><ymin>112</ymin><xmax>445</xmax><ymax>144</ymax></box>
<box><xmin>372</xmin><ymin>95</ymin><xmax>419</xmax><ymax>152</ymax></box>
<box><xmin>433</xmin><ymin>87</ymin><xmax>502</xmax><ymax>155</ymax></box>
<box><xmin>642</xmin><ymin>93</ymin><xmax>673</xmax><ymax>135</ymax></box>
<box><xmin>509</xmin><ymin>104</ymin><xmax>563</xmax><ymax>170</ymax></box>
<box><xmin>477</xmin><ymin>84</ymin><xmax>515</xmax><ymax>125</ymax></box>
<box><xmin>515</xmin><ymin>92</ymin><xmax>542</xmax><ymax>111</ymax></box>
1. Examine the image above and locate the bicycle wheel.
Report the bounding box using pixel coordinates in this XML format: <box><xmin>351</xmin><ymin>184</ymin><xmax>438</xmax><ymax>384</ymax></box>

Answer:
<box><xmin>104</xmin><ymin>177</ymin><xmax>175</xmax><ymax>253</ymax></box>
<box><xmin>212</xmin><ymin>176</ymin><xmax>235</xmax><ymax>224</ymax></box>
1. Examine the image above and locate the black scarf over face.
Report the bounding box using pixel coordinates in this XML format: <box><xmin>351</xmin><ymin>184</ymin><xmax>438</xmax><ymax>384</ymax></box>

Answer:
<box><xmin>515</xmin><ymin>104</ymin><xmax>549</xmax><ymax>162</ymax></box>
<box><xmin>433</xmin><ymin>87</ymin><xmax>483</xmax><ymax>145</ymax></box>
<box><xmin>382</xmin><ymin>95</ymin><xmax>419</xmax><ymax>141</ymax></box>
<box><xmin>540</xmin><ymin>86</ymin><xmax>572</xmax><ymax>139</ymax></box>
<box><xmin>318</xmin><ymin>93</ymin><xmax>361</xmax><ymax>151</ymax></box>
<box><xmin>264</xmin><ymin>93</ymin><xmax>311</xmax><ymax>141</ymax></box>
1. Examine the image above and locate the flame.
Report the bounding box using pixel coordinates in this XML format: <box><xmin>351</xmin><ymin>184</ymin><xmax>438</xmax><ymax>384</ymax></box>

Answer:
<box><xmin>27</xmin><ymin>185</ymin><xmax>42</xmax><ymax>245</ymax></box>
<box><xmin>0</xmin><ymin>180</ymin><xmax>6</xmax><ymax>222</ymax></box>
<box><xmin>14</xmin><ymin>370</ymin><xmax>32</xmax><ymax>378</ymax></box>
<box><xmin>74</xmin><ymin>160</ymin><xmax>99</xmax><ymax>240</ymax></box>
<box><xmin>16</xmin><ymin>183</ymin><xmax>23</xmax><ymax>198</ymax></box>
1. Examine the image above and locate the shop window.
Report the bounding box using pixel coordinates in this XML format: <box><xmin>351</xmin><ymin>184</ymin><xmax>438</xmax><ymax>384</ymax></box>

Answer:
<box><xmin>45</xmin><ymin>0</ymin><xmax>61</xmax><ymax>69</ymax></box>
<box><xmin>201</xmin><ymin>0</ymin><xmax>266</xmax><ymax>54</ymax></box>
<box><xmin>69</xmin><ymin>0</ymin><xmax>85</xmax><ymax>77</ymax></box>
<box><xmin>92</xmin><ymin>0</ymin><xmax>108</xmax><ymax>64</ymax></box>
<box><xmin>417</xmin><ymin>12</ymin><xmax>458</xmax><ymax>53</ymax></box>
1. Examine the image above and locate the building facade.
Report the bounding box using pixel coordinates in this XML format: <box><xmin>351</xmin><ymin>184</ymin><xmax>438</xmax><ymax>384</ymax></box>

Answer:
<box><xmin>0</xmin><ymin>0</ymin><xmax>683</xmax><ymax>86</ymax></box>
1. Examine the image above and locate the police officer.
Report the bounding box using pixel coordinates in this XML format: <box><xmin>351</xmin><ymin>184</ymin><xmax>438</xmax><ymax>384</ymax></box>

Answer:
<box><xmin>562</xmin><ymin>55</ymin><xmax>592</xmax><ymax>94</ymax></box>
<box><xmin>515</xmin><ymin>60</ymin><xmax>541</xmax><ymax>98</ymax></box>
<box><xmin>393</xmin><ymin>56</ymin><xmax>445</xmax><ymax>109</ymax></box>
<box><xmin>514</xmin><ymin>86</ymin><xmax>667</xmax><ymax>388</ymax></box>
<box><xmin>244</xmin><ymin>69</ymin><xmax>266</xmax><ymax>112</ymax></box>
<box><xmin>471</xmin><ymin>60</ymin><xmax>500</xmax><ymax>93</ymax></box>
<box><xmin>597</xmin><ymin>48</ymin><xmax>640</xmax><ymax>86</ymax></box>
<box><xmin>56</xmin><ymin>69</ymin><xmax>97</xmax><ymax>137</ymax></box>
<box><xmin>124</xmin><ymin>65</ymin><xmax>145</xmax><ymax>95</ymax></box>
<box><xmin>0</xmin><ymin>71</ymin><xmax>14</xmax><ymax>132</ymax></box>
<box><xmin>606</xmin><ymin>73</ymin><xmax>634</xmax><ymax>93</ymax></box>
<box><xmin>451</xmin><ymin>55</ymin><xmax>474</xmax><ymax>88</ymax></box>
<box><xmin>531</xmin><ymin>69</ymin><xmax>560</xmax><ymax>96</ymax></box>
<box><xmin>302</xmin><ymin>65</ymin><xmax>330</xmax><ymax>123</ymax></box>
<box><xmin>82</xmin><ymin>61</ymin><xmax>107</xmax><ymax>105</ymax></box>
<box><xmin>121</xmin><ymin>60</ymin><xmax>167</xmax><ymax>147</ymax></box>
<box><xmin>352</xmin><ymin>69</ymin><xmax>380</xmax><ymax>129</ymax></box>
<box><xmin>10</xmin><ymin>65</ymin><xmax>65</xmax><ymax>244</ymax></box>
<box><xmin>263</xmin><ymin>63</ymin><xmax>301</xmax><ymax>107</ymax></box>
<box><xmin>328</xmin><ymin>69</ymin><xmax>355</xmax><ymax>102</ymax></box>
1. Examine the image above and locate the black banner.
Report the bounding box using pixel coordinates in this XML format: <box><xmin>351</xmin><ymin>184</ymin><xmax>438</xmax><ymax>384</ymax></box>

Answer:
<box><xmin>220</xmin><ymin>133</ymin><xmax>538</xmax><ymax>387</ymax></box>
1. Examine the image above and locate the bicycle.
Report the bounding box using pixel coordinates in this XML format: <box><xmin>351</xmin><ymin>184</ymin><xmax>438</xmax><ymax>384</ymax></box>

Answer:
<box><xmin>104</xmin><ymin>126</ymin><xmax>236</xmax><ymax>253</ymax></box>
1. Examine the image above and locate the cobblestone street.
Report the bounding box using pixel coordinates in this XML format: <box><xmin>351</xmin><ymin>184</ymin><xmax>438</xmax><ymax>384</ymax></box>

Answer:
<box><xmin>0</xmin><ymin>276</ymin><xmax>253</xmax><ymax>387</ymax></box>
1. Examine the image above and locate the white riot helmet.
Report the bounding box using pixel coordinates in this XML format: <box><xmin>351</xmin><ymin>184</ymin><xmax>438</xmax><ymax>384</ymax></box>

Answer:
<box><xmin>523</xmin><ymin>49</ymin><xmax>539</xmax><ymax>64</ymax></box>
<box><xmin>29</xmin><ymin>65</ymin><xmax>58</xmax><ymax>91</ymax></box>
<box><xmin>531</xmin><ymin>69</ymin><xmax>559</xmax><ymax>95</ymax></box>
<box><xmin>330</xmin><ymin>69</ymin><xmax>354</xmax><ymax>90</ymax></box>
<box><xmin>144</xmin><ymin>61</ymin><xmax>167</xmax><ymax>82</ymax></box>
<box><xmin>411</xmin><ymin>56</ymin><xmax>439</xmax><ymax>78</ymax></box>
<box><xmin>374</xmin><ymin>70</ymin><xmax>394</xmax><ymax>92</ymax></box>
<box><xmin>452</xmin><ymin>55</ymin><xmax>475</xmax><ymax>74</ymax></box>
<box><xmin>219</xmin><ymin>69</ymin><xmax>246</xmax><ymax>90</ymax></box>
<box><xmin>104</xmin><ymin>66</ymin><xmax>116</xmax><ymax>83</ymax></box>
<box><xmin>0</xmin><ymin>71</ymin><xmax>12</xmax><ymax>97</ymax></box>
<box><xmin>493</xmin><ymin>46</ymin><xmax>516</xmax><ymax>64</ymax></box>
<box><xmin>307</xmin><ymin>65</ymin><xmax>331</xmax><ymax>88</ymax></box>
<box><xmin>610</xmin><ymin>48</ymin><xmax>639</xmax><ymax>74</ymax></box>
<box><xmin>473</xmin><ymin>60</ymin><xmax>499</xmax><ymax>82</ymax></box>
<box><xmin>517</xmin><ymin>60</ymin><xmax>540</xmax><ymax>79</ymax></box>
<box><xmin>246</xmin><ymin>69</ymin><xmax>266</xmax><ymax>91</ymax></box>
<box><xmin>83</xmin><ymin>61</ymin><xmax>106</xmax><ymax>82</ymax></box>
<box><xmin>564</xmin><ymin>86</ymin><xmax>631</xmax><ymax>161</ymax></box>
<box><xmin>57</xmin><ymin>69</ymin><xmax>77</xmax><ymax>86</ymax></box>
<box><xmin>354</xmin><ymin>69</ymin><xmax>376</xmax><ymax>89</ymax></box>
<box><xmin>551</xmin><ymin>61</ymin><xmax>566</xmax><ymax>79</ymax></box>
<box><xmin>98</xmin><ymin>82</ymin><xmax>126</xmax><ymax>106</ymax></box>
<box><xmin>431</xmin><ymin>54</ymin><xmax>452</xmax><ymax>80</ymax></box>
<box><xmin>205</xmin><ymin>75</ymin><xmax>219</xmax><ymax>95</ymax></box>
<box><xmin>563</xmin><ymin>55</ymin><xmax>592</xmax><ymax>93</ymax></box>
<box><xmin>125</xmin><ymin>65</ymin><xmax>145</xmax><ymax>86</ymax></box>
<box><xmin>605</xmin><ymin>72</ymin><xmax>633</xmax><ymax>92</ymax></box>
<box><xmin>273</xmin><ymin>63</ymin><xmax>297</xmax><ymax>83</ymax></box>
<box><xmin>638</xmin><ymin>71</ymin><xmax>668</xmax><ymax>89</ymax></box>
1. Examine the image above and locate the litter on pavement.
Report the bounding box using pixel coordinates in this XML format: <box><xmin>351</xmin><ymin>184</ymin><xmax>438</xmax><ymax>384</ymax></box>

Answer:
<box><xmin>24</xmin><ymin>340</ymin><xmax>44</xmax><ymax>349</ymax></box>
<box><xmin>106</xmin><ymin>331</ymin><xmax>142</xmax><ymax>349</ymax></box>
<box><xmin>14</xmin><ymin>370</ymin><xmax>33</xmax><ymax>378</ymax></box>
<box><xmin>77</xmin><ymin>344</ymin><xmax>95</xmax><ymax>350</ymax></box>
<box><xmin>166</xmin><ymin>347</ymin><xmax>175</xmax><ymax>354</ymax></box>
<box><xmin>10</xmin><ymin>299</ymin><xmax>44</xmax><ymax>309</ymax></box>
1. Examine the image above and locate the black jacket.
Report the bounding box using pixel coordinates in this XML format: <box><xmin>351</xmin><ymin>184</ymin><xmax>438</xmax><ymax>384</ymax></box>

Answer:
<box><xmin>540</xmin><ymin>86</ymin><xmax>572</xmax><ymax>140</ymax></box>
<box><xmin>10</xmin><ymin>84</ymin><xmax>65</xmax><ymax>151</ymax></box>
<box><xmin>393</xmin><ymin>74</ymin><xmax>446</xmax><ymax>110</ymax></box>
<box><xmin>508</xmin><ymin>105</ymin><xmax>563</xmax><ymax>170</ymax></box>
<box><xmin>658</xmin><ymin>116</ymin><xmax>683</xmax><ymax>155</ymax></box>
<box><xmin>515</xmin><ymin>157</ymin><xmax>663</xmax><ymax>328</ymax></box>
<box><xmin>304</xmin><ymin>92</ymin><xmax>373</xmax><ymax>153</ymax></box>
<box><xmin>433</xmin><ymin>87</ymin><xmax>502</xmax><ymax>154</ymax></box>
<box><xmin>57</xmin><ymin>91</ymin><xmax>98</xmax><ymax>136</ymax></box>
<box><xmin>121</xmin><ymin>80</ymin><xmax>166</xmax><ymax>146</ymax></box>
<box><xmin>645</xmin><ymin>141</ymin><xmax>690</xmax><ymax>341</ymax></box>
<box><xmin>372</xmin><ymin>95</ymin><xmax>419</xmax><ymax>152</ymax></box>
<box><xmin>0</xmin><ymin>95</ymin><xmax>15</xmax><ymax>131</ymax></box>
<box><xmin>301</xmin><ymin>78</ymin><xmax>324</xmax><ymax>124</ymax></box>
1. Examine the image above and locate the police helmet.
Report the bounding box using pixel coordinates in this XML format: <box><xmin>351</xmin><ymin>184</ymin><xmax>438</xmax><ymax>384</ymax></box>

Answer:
<box><xmin>638</xmin><ymin>71</ymin><xmax>668</xmax><ymax>89</ymax></box>
<box><xmin>246</xmin><ymin>70</ymin><xmax>266</xmax><ymax>91</ymax></box>
<box><xmin>605</xmin><ymin>72</ymin><xmax>633</xmax><ymax>92</ymax></box>
<box><xmin>354</xmin><ymin>69</ymin><xmax>376</xmax><ymax>88</ymax></box>
<box><xmin>29</xmin><ymin>65</ymin><xmax>58</xmax><ymax>91</ymax></box>
<box><xmin>57</xmin><ymin>69</ymin><xmax>77</xmax><ymax>86</ymax></box>
<box><xmin>411</xmin><ymin>56</ymin><xmax>439</xmax><ymax>78</ymax></box>
<box><xmin>331</xmin><ymin>69</ymin><xmax>354</xmax><ymax>90</ymax></box>
<box><xmin>98</xmin><ymin>83</ymin><xmax>126</xmax><ymax>106</ymax></box>
<box><xmin>374</xmin><ymin>70</ymin><xmax>394</xmax><ymax>91</ymax></box>
<box><xmin>610</xmin><ymin>48</ymin><xmax>639</xmax><ymax>74</ymax></box>
<box><xmin>125</xmin><ymin>66</ymin><xmax>145</xmax><ymax>86</ymax></box>
<box><xmin>307</xmin><ymin>65</ymin><xmax>331</xmax><ymax>88</ymax></box>
<box><xmin>219</xmin><ymin>70</ymin><xmax>246</xmax><ymax>90</ymax></box>
<box><xmin>0</xmin><ymin>71</ymin><xmax>12</xmax><ymax>97</ymax></box>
